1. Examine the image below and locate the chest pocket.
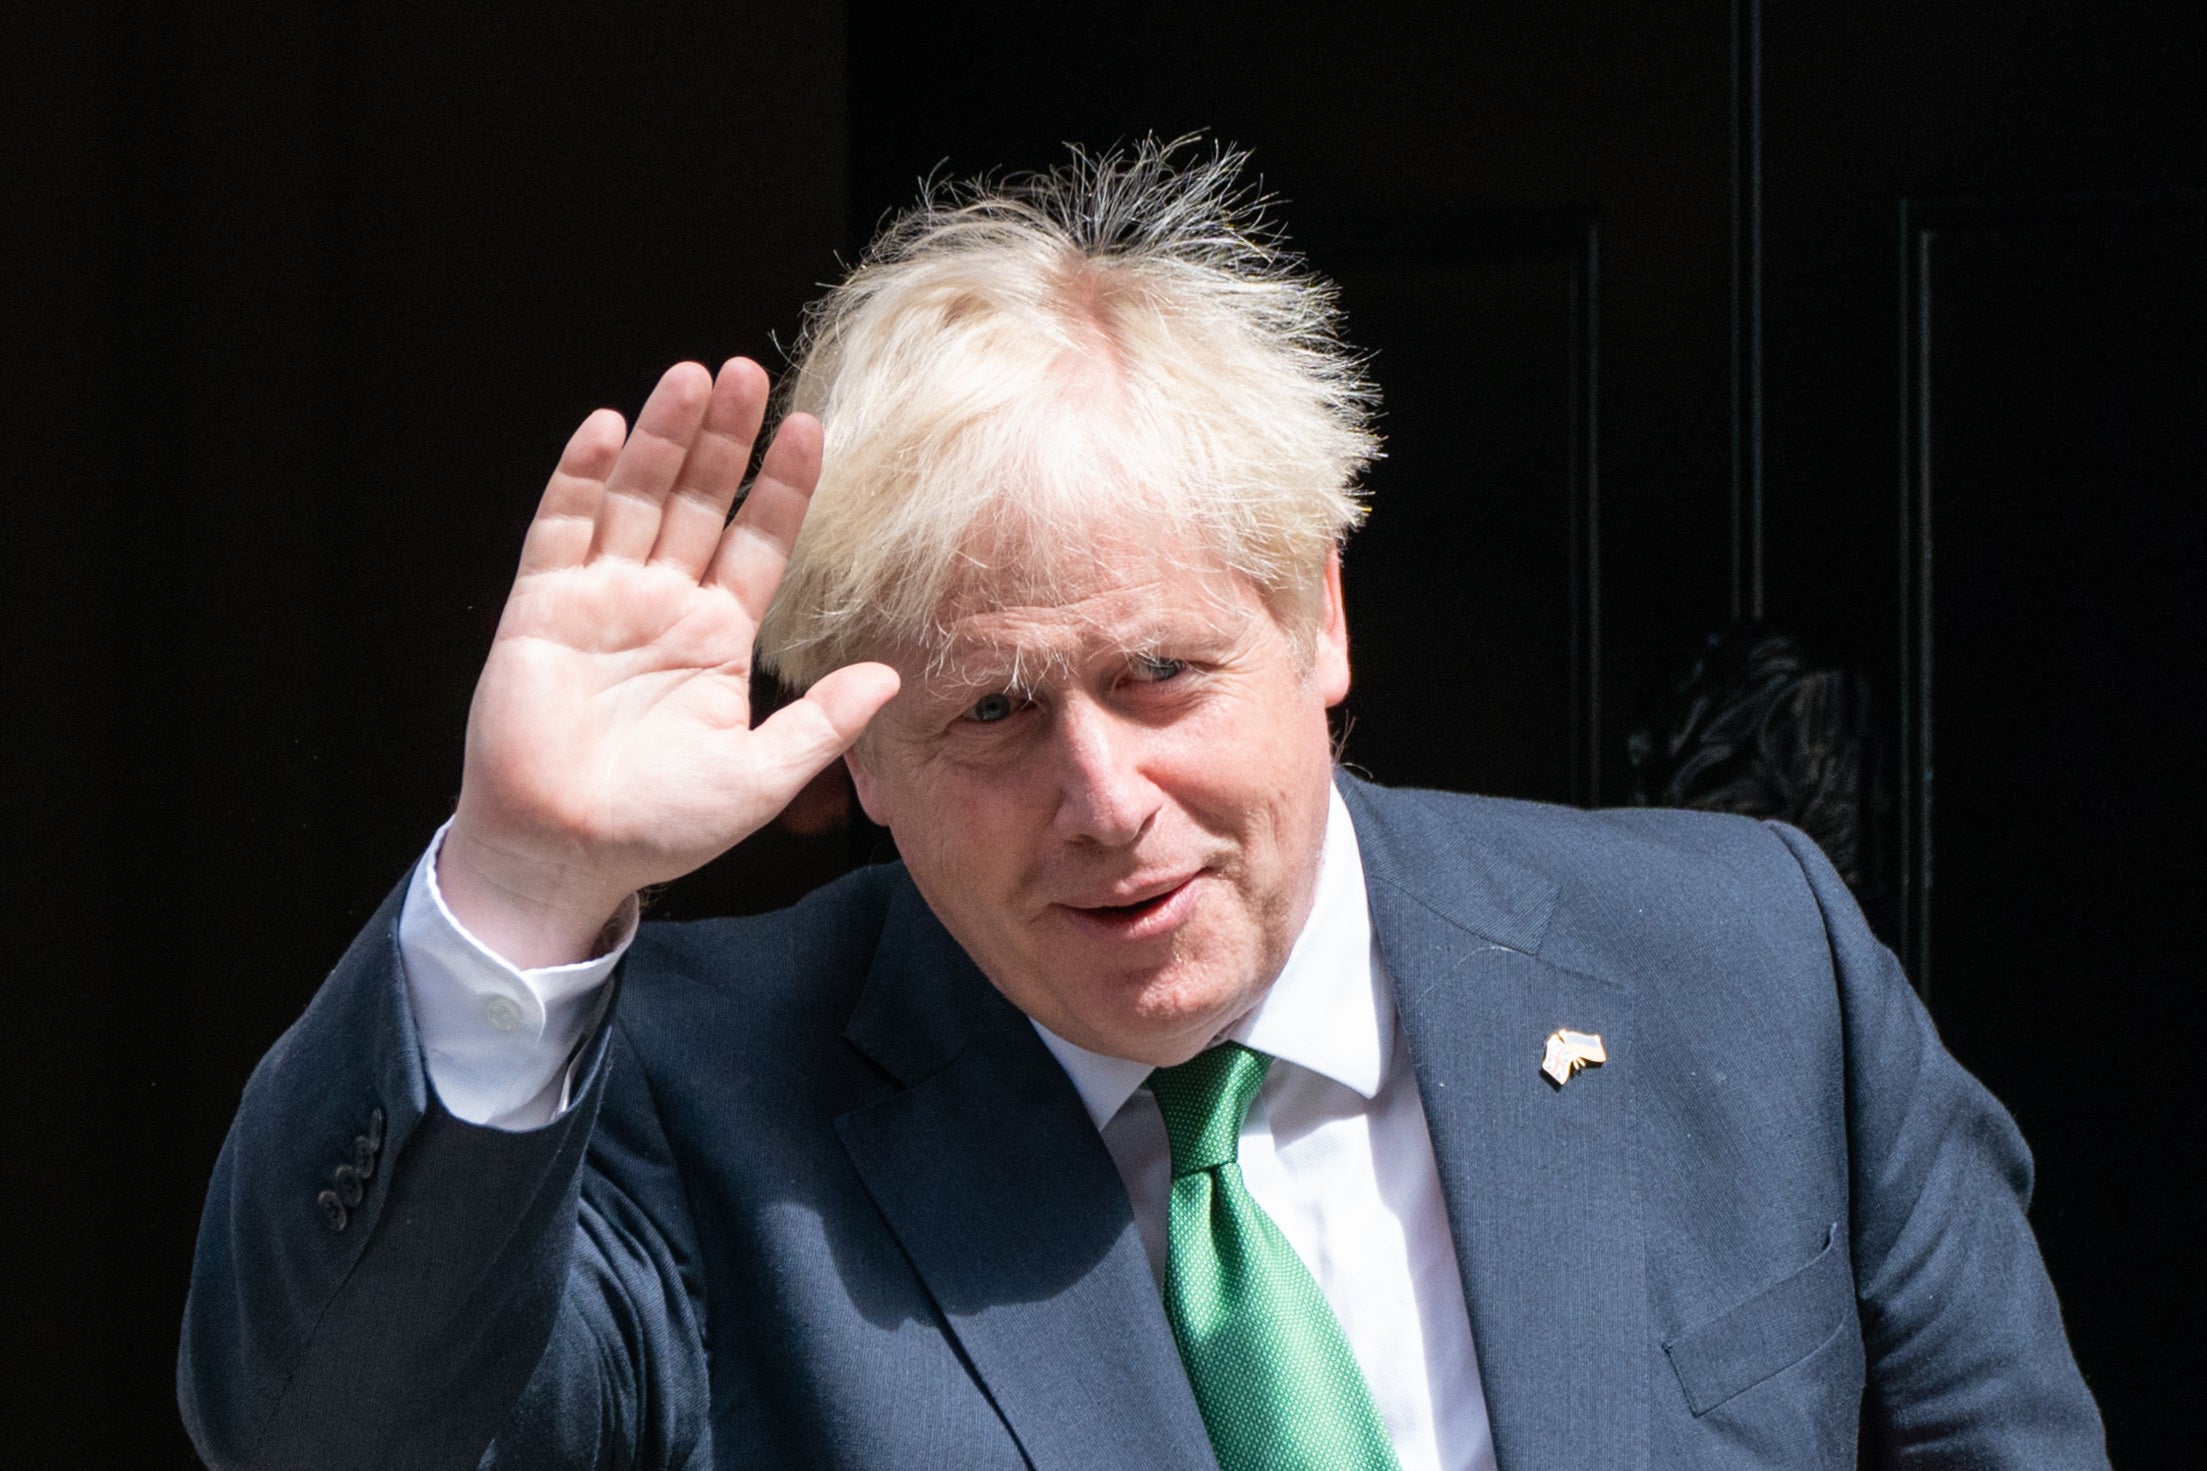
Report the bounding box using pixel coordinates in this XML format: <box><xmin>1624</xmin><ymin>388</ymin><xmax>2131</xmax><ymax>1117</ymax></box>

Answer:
<box><xmin>1662</xmin><ymin>1223</ymin><xmax>1855</xmax><ymax>1415</ymax></box>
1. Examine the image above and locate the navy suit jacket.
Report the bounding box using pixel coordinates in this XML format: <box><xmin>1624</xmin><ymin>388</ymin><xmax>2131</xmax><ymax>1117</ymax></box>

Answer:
<box><xmin>180</xmin><ymin>777</ymin><xmax>2107</xmax><ymax>1468</ymax></box>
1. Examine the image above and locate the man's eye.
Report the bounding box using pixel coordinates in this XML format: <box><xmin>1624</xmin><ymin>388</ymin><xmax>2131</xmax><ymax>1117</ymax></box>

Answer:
<box><xmin>1133</xmin><ymin>656</ymin><xmax>1187</xmax><ymax>682</ymax></box>
<box><xmin>967</xmin><ymin>692</ymin><xmax>1016</xmax><ymax>724</ymax></box>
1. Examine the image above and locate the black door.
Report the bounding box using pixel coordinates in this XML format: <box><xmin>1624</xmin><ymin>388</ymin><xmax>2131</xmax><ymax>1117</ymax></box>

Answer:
<box><xmin>842</xmin><ymin>1</ymin><xmax>2204</xmax><ymax>1458</ymax></box>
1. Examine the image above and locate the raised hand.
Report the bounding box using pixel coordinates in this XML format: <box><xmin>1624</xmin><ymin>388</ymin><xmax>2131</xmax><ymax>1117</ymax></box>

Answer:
<box><xmin>439</xmin><ymin>360</ymin><xmax>899</xmax><ymax>968</ymax></box>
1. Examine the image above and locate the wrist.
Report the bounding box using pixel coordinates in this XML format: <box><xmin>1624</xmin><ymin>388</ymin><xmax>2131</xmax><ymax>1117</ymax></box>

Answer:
<box><xmin>436</xmin><ymin>819</ymin><xmax>633</xmax><ymax>970</ymax></box>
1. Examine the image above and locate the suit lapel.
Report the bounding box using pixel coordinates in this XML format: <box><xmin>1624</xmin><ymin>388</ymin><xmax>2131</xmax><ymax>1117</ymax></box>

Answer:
<box><xmin>836</xmin><ymin>878</ymin><xmax>1217</xmax><ymax>1471</ymax></box>
<box><xmin>1344</xmin><ymin>779</ymin><xmax>1648</xmax><ymax>1471</ymax></box>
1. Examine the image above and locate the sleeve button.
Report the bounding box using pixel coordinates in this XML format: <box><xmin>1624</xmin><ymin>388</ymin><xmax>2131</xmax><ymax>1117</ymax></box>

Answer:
<box><xmin>353</xmin><ymin>1135</ymin><xmax>378</xmax><ymax>1178</ymax></box>
<box><xmin>331</xmin><ymin>1163</ymin><xmax>365</xmax><ymax>1208</ymax></box>
<box><xmin>366</xmin><ymin>1108</ymin><xmax>385</xmax><ymax>1151</ymax></box>
<box><xmin>316</xmin><ymin>1190</ymin><xmax>349</xmax><ymax>1232</ymax></box>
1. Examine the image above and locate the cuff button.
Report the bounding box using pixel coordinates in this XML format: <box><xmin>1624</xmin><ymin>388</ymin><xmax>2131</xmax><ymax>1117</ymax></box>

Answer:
<box><xmin>331</xmin><ymin>1163</ymin><xmax>365</xmax><ymax>1208</ymax></box>
<box><xmin>316</xmin><ymin>1189</ymin><xmax>349</xmax><ymax>1232</ymax></box>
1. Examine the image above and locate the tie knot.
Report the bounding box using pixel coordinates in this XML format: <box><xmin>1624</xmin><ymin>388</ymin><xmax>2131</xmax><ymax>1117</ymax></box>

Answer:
<box><xmin>1149</xmin><ymin>1043</ymin><xmax>1272</xmax><ymax>1176</ymax></box>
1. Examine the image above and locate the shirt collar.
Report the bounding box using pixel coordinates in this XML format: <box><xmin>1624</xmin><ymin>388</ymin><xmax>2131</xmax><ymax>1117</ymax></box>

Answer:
<box><xmin>1034</xmin><ymin>783</ymin><xmax>1394</xmax><ymax>1131</ymax></box>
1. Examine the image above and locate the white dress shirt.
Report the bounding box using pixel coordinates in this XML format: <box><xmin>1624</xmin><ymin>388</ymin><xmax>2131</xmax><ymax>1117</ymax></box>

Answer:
<box><xmin>399</xmin><ymin>787</ymin><xmax>1495</xmax><ymax>1470</ymax></box>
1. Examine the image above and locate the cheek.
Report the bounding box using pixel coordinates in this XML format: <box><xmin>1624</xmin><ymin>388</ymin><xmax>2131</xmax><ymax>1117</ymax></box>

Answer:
<box><xmin>885</xmin><ymin>768</ymin><xmax>1047</xmax><ymax>897</ymax></box>
<box><xmin>1165</xmin><ymin>686</ymin><xmax>1335</xmax><ymax>826</ymax></box>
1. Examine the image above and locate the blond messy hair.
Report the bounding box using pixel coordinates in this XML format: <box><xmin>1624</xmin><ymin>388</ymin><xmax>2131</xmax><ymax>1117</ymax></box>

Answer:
<box><xmin>757</xmin><ymin>139</ymin><xmax>1381</xmax><ymax>688</ymax></box>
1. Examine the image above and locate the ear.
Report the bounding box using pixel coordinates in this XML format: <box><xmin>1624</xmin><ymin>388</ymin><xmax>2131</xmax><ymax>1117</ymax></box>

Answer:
<box><xmin>844</xmin><ymin>748</ymin><xmax>892</xmax><ymax>828</ymax></box>
<box><xmin>1312</xmin><ymin>546</ymin><xmax>1352</xmax><ymax>709</ymax></box>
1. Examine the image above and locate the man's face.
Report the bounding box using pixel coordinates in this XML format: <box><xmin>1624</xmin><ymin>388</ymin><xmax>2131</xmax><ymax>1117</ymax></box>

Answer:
<box><xmin>847</xmin><ymin>543</ymin><xmax>1351</xmax><ymax>1068</ymax></box>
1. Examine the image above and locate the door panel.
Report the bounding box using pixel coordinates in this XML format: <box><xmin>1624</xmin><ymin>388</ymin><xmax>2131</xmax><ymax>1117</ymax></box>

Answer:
<box><xmin>1909</xmin><ymin>200</ymin><xmax>2205</xmax><ymax>1443</ymax></box>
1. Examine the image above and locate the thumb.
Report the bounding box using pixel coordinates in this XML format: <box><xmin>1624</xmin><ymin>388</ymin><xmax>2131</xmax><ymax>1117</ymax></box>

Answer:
<box><xmin>746</xmin><ymin>662</ymin><xmax>902</xmax><ymax>796</ymax></box>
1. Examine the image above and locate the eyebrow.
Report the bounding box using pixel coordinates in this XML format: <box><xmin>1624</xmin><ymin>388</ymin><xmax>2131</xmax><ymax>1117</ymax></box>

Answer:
<box><xmin>915</xmin><ymin>591</ymin><xmax>1256</xmax><ymax>691</ymax></box>
<box><xmin>920</xmin><ymin>621</ymin><xmax>1220</xmax><ymax>698</ymax></box>
<box><xmin>919</xmin><ymin>644</ymin><xmax>1066</xmax><ymax>700</ymax></box>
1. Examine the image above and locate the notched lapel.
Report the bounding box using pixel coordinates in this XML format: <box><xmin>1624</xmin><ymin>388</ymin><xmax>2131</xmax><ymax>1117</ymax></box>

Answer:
<box><xmin>837</xmin><ymin>876</ymin><xmax>1218</xmax><ymax>1471</ymax></box>
<box><xmin>1346</xmin><ymin>779</ymin><xmax>1648</xmax><ymax>1471</ymax></box>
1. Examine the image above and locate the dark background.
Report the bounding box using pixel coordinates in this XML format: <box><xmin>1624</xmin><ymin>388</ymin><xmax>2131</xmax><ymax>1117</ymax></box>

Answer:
<box><xmin>7</xmin><ymin>2</ymin><xmax>2201</xmax><ymax>1463</ymax></box>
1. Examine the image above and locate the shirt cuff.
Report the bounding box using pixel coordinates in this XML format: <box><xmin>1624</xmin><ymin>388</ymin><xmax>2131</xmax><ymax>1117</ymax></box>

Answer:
<box><xmin>397</xmin><ymin>819</ymin><xmax>638</xmax><ymax>1130</ymax></box>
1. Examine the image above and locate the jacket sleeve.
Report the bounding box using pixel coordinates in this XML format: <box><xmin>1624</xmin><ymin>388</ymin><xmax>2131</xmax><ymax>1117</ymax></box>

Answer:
<box><xmin>177</xmin><ymin>879</ymin><xmax>711</xmax><ymax>1471</ymax></box>
<box><xmin>1768</xmin><ymin>823</ymin><xmax>2108</xmax><ymax>1468</ymax></box>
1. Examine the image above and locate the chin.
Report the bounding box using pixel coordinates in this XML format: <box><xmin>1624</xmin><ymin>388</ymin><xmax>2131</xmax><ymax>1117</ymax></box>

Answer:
<box><xmin>1083</xmin><ymin>955</ymin><xmax>1264</xmax><ymax>1061</ymax></box>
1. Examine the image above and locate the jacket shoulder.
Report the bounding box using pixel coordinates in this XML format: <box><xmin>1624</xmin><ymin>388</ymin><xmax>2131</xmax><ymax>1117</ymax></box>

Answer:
<box><xmin>1347</xmin><ymin>779</ymin><xmax>1836</xmax><ymax>989</ymax></box>
<box><xmin>1364</xmin><ymin>780</ymin><xmax>1793</xmax><ymax>868</ymax></box>
<box><xmin>616</xmin><ymin>860</ymin><xmax>905</xmax><ymax>1046</ymax></box>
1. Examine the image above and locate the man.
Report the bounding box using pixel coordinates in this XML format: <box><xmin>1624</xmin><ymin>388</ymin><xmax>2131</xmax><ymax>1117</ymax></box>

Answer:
<box><xmin>180</xmin><ymin>146</ymin><xmax>2106</xmax><ymax>1469</ymax></box>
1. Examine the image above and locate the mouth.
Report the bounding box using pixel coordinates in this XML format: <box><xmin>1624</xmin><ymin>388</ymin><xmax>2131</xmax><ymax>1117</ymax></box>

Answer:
<box><xmin>1055</xmin><ymin>872</ymin><xmax>1205</xmax><ymax>941</ymax></box>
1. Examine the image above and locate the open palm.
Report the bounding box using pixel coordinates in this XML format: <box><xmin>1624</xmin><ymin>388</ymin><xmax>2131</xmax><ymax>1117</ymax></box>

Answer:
<box><xmin>442</xmin><ymin>360</ymin><xmax>898</xmax><ymax>966</ymax></box>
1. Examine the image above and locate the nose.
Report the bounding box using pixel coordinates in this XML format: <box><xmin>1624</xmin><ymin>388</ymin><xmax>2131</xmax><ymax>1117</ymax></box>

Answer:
<box><xmin>1048</xmin><ymin>695</ymin><xmax>1162</xmax><ymax>847</ymax></box>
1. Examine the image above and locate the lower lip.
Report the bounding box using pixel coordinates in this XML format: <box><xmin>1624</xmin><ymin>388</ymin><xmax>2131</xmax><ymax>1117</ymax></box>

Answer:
<box><xmin>1057</xmin><ymin>875</ymin><xmax>1204</xmax><ymax>942</ymax></box>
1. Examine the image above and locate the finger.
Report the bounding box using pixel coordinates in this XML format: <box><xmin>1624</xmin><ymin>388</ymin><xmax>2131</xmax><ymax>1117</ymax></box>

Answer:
<box><xmin>707</xmin><ymin>411</ymin><xmax>825</xmax><ymax>622</ymax></box>
<box><xmin>746</xmin><ymin>662</ymin><xmax>902</xmax><ymax>798</ymax></box>
<box><xmin>516</xmin><ymin>408</ymin><xmax>626</xmax><ymax>577</ymax></box>
<box><xmin>647</xmin><ymin>358</ymin><xmax>770</xmax><ymax>576</ymax></box>
<box><xmin>589</xmin><ymin>362</ymin><xmax>715</xmax><ymax>563</ymax></box>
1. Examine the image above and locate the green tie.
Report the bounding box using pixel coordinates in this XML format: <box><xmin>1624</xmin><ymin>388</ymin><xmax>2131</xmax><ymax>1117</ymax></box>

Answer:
<box><xmin>1148</xmin><ymin>1043</ymin><xmax>1403</xmax><ymax>1471</ymax></box>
